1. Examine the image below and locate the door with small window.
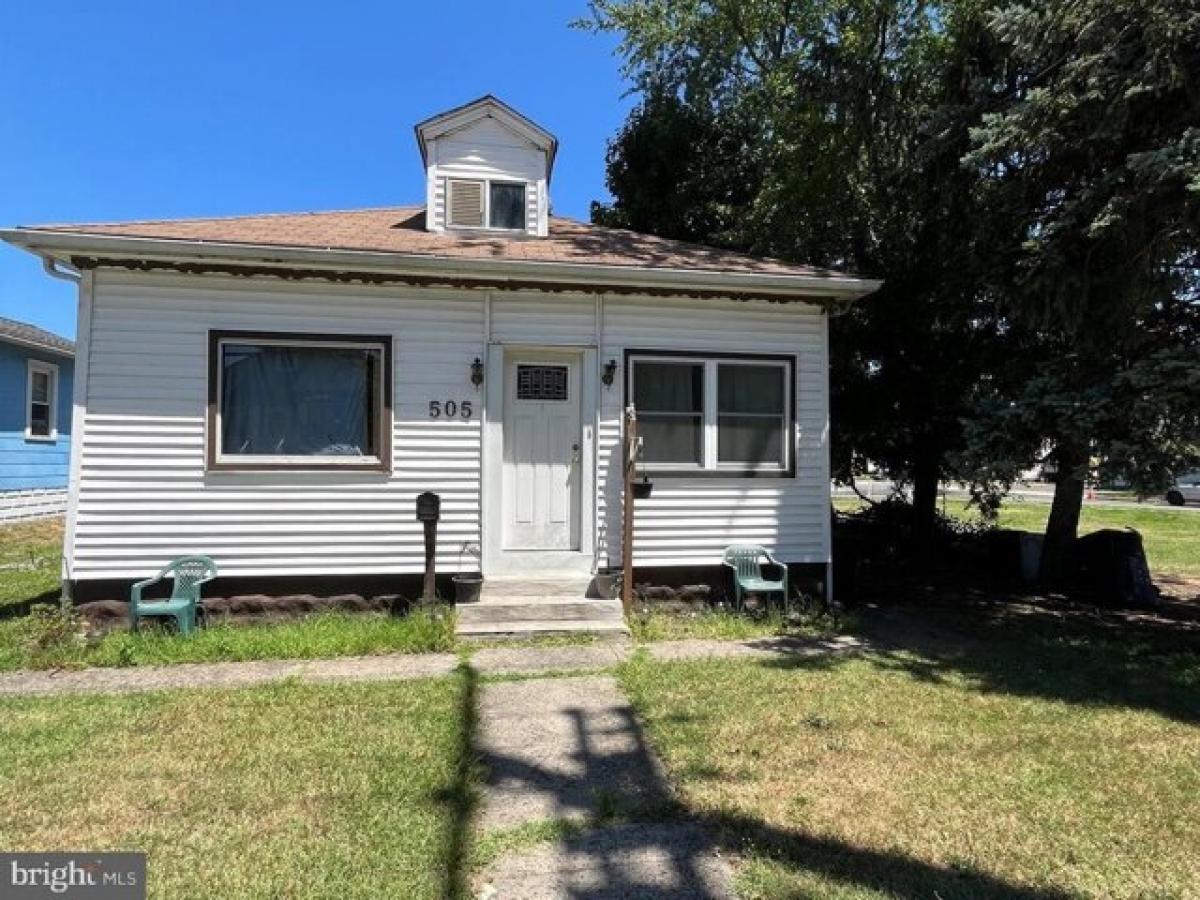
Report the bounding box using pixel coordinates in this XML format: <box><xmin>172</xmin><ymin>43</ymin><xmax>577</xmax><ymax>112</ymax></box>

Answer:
<box><xmin>502</xmin><ymin>354</ymin><xmax>581</xmax><ymax>550</ymax></box>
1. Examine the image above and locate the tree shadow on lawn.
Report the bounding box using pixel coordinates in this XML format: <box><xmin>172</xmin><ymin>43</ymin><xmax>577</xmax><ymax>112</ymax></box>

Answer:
<box><xmin>437</xmin><ymin>662</ymin><xmax>481</xmax><ymax>900</ymax></box>
<box><xmin>809</xmin><ymin>597</ymin><xmax>1200</xmax><ymax>725</ymax></box>
<box><xmin>467</xmin><ymin>669</ymin><xmax>1078</xmax><ymax>900</ymax></box>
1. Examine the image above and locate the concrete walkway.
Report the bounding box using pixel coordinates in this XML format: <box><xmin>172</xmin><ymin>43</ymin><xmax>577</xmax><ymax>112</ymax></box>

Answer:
<box><xmin>475</xmin><ymin>675</ymin><xmax>734</xmax><ymax>899</ymax></box>
<box><xmin>0</xmin><ymin>634</ymin><xmax>863</xmax><ymax>697</ymax></box>
<box><xmin>0</xmin><ymin>635</ymin><xmax>865</xmax><ymax>897</ymax></box>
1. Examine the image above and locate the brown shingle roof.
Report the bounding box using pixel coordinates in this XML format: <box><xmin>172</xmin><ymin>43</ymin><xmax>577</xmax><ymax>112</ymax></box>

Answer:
<box><xmin>27</xmin><ymin>206</ymin><xmax>848</xmax><ymax>281</ymax></box>
<box><xmin>0</xmin><ymin>315</ymin><xmax>74</xmax><ymax>356</ymax></box>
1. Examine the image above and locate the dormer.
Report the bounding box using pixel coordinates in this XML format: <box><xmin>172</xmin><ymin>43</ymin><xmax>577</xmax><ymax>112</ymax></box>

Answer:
<box><xmin>415</xmin><ymin>96</ymin><xmax>557</xmax><ymax>237</ymax></box>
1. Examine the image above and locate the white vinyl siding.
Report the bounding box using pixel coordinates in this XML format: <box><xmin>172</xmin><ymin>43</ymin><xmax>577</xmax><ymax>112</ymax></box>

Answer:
<box><xmin>70</xmin><ymin>272</ymin><xmax>830</xmax><ymax>580</ymax></box>
<box><xmin>75</xmin><ymin>271</ymin><xmax>483</xmax><ymax>579</ymax></box>
<box><xmin>598</xmin><ymin>295</ymin><xmax>829</xmax><ymax>568</ymax></box>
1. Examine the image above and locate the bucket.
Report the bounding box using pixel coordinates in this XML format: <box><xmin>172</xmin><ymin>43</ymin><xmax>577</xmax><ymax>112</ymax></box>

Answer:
<box><xmin>452</xmin><ymin>573</ymin><xmax>484</xmax><ymax>604</ymax></box>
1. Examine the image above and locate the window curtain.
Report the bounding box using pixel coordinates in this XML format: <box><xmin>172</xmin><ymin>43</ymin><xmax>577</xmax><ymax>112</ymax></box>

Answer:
<box><xmin>718</xmin><ymin>364</ymin><xmax>785</xmax><ymax>465</ymax></box>
<box><xmin>635</xmin><ymin>362</ymin><xmax>704</xmax><ymax>464</ymax></box>
<box><xmin>221</xmin><ymin>344</ymin><xmax>376</xmax><ymax>456</ymax></box>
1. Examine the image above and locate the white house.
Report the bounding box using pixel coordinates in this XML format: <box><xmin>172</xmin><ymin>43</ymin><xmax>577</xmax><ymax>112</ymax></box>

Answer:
<box><xmin>2</xmin><ymin>96</ymin><xmax>879</xmax><ymax>626</ymax></box>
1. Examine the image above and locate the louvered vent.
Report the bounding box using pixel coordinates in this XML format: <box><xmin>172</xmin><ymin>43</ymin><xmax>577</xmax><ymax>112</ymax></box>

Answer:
<box><xmin>448</xmin><ymin>179</ymin><xmax>483</xmax><ymax>227</ymax></box>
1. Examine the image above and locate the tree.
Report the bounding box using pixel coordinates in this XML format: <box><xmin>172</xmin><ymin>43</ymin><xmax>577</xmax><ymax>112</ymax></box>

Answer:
<box><xmin>966</xmin><ymin>0</ymin><xmax>1200</xmax><ymax>581</ymax></box>
<box><xmin>584</xmin><ymin>0</ymin><xmax>1016</xmax><ymax>546</ymax></box>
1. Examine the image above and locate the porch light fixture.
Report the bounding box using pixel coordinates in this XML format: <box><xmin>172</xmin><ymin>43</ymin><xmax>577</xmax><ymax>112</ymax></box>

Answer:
<box><xmin>602</xmin><ymin>359</ymin><xmax>618</xmax><ymax>388</ymax></box>
<box><xmin>470</xmin><ymin>357</ymin><xmax>484</xmax><ymax>388</ymax></box>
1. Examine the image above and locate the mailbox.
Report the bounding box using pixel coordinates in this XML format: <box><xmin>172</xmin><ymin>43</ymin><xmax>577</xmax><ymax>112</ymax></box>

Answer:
<box><xmin>416</xmin><ymin>491</ymin><xmax>441</xmax><ymax>522</ymax></box>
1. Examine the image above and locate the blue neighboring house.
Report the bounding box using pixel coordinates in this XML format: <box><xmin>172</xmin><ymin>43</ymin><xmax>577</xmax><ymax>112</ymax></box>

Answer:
<box><xmin>0</xmin><ymin>316</ymin><xmax>74</xmax><ymax>520</ymax></box>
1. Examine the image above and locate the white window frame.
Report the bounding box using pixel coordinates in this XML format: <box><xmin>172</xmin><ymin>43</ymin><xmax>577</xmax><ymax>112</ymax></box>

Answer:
<box><xmin>211</xmin><ymin>333</ymin><xmax>390</xmax><ymax>471</ymax></box>
<box><xmin>628</xmin><ymin>353</ymin><xmax>793</xmax><ymax>476</ymax></box>
<box><xmin>25</xmin><ymin>359</ymin><xmax>58</xmax><ymax>442</ymax></box>
<box><xmin>446</xmin><ymin>177</ymin><xmax>528</xmax><ymax>231</ymax></box>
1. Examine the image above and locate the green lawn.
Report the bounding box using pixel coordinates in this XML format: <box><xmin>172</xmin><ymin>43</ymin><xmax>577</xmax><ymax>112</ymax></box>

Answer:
<box><xmin>0</xmin><ymin>673</ymin><xmax>477</xmax><ymax>899</ymax></box>
<box><xmin>0</xmin><ymin>608</ymin><xmax>456</xmax><ymax>672</ymax></box>
<box><xmin>620</xmin><ymin>606</ymin><xmax>1200</xmax><ymax>898</ymax></box>
<box><xmin>836</xmin><ymin>495</ymin><xmax>1200</xmax><ymax>578</ymax></box>
<box><xmin>994</xmin><ymin>501</ymin><xmax>1199</xmax><ymax>577</ymax></box>
<box><xmin>629</xmin><ymin>607</ymin><xmax>840</xmax><ymax>643</ymax></box>
<box><xmin>0</xmin><ymin>517</ymin><xmax>62</xmax><ymax>614</ymax></box>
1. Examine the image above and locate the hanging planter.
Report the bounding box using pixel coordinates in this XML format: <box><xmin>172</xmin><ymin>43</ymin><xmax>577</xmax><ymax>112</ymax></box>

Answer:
<box><xmin>632</xmin><ymin>476</ymin><xmax>654</xmax><ymax>500</ymax></box>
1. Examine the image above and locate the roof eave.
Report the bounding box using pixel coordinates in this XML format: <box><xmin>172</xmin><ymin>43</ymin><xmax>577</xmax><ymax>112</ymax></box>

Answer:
<box><xmin>1</xmin><ymin>228</ymin><xmax>882</xmax><ymax>302</ymax></box>
<box><xmin>0</xmin><ymin>332</ymin><xmax>74</xmax><ymax>358</ymax></box>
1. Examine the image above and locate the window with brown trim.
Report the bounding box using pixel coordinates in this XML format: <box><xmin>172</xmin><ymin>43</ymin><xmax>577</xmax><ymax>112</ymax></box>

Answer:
<box><xmin>207</xmin><ymin>331</ymin><xmax>392</xmax><ymax>471</ymax></box>
<box><xmin>626</xmin><ymin>351</ymin><xmax>794</xmax><ymax>477</ymax></box>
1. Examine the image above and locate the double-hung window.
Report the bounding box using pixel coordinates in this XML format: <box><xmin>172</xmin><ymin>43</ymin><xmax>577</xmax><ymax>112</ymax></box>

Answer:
<box><xmin>208</xmin><ymin>331</ymin><xmax>391</xmax><ymax>471</ymax></box>
<box><xmin>447</xmin><ymin>178</ymin><xmax>527</xmax><ymax>230</ymax></box>
<box><xmin>26</xmin><ymin>360</ymin><xmax>58</xmax><ymax>441</ymax></box>
<box><xmin>628</xmin><ymin>353</ymin><xmax>792</xmax><ymax>475</ymax></box>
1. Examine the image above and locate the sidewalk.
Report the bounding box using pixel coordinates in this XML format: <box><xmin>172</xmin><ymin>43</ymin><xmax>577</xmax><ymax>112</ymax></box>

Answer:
<box><xmin>475</xmin><ymin>674</ymin><xmax>734</xmax><ymax>898</ymax></box>
<box><xmin>0</xmin><ymin>634</ymin><xmax>864</xmax><ymax>697</ymax></box>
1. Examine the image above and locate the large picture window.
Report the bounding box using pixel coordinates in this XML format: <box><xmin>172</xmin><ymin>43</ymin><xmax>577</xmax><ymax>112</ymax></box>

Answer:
<box><xmin>208</xmin><ymin>332</ymin><xmax>391</xmax><ymax>471</ymax></box>
<box><xmin>628</xmin><ymin>353</ymin><xmax>793</xmax><ymax>475</ymax></box>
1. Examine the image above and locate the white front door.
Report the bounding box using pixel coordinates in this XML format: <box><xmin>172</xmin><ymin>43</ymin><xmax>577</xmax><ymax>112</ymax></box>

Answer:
<box><xmin>503</xmin><ymin>354</ymin><xmax>581</xmax><ymax>550</ymax></box>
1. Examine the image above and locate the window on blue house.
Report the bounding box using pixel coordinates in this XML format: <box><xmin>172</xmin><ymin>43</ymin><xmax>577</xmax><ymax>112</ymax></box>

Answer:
<box><xmin>26</xmin><ymin>360</ymin><xmax>58</xmax><ymax>441</ymax></box>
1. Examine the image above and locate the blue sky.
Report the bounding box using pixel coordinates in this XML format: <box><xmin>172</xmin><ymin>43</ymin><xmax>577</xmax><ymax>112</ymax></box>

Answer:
<box><xmin>0</xmin><ymin>1</ymin><xmax>631</xmax><ymax>339</ymax></box>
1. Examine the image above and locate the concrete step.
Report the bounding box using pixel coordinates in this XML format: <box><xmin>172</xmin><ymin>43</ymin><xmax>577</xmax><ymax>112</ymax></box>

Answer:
<box><xmin>457</xmin><ymin>575</ymin><xmax>627</xmax><ymax>638</ymax></box>
<box><xmin>456</xmin><ymin>618</ymin><xmax>630</xmax><ymax>637</ymax></box>
<box><xmin>458</xmin><ymin>600</ymin><xmax>624</xmax><ymax>625</ymax></box>
<box><xmin>480</xmin><ymin>578</ymin><xmax>593</xmax><ymax>601</ymax></box>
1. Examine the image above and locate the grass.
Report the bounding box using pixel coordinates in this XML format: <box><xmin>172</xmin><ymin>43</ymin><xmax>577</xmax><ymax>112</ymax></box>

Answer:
<box><xmin>628</xmin><ymin>607</ymin><xmax>842</xmax><ymax>643</ymax></box>
<box><xmin>993</xmin><ymin>501</ymin><xmax>1199</xmax><ymax>577</ymax></box>
<box><xmin>0</xmin><ymin>517</ymin><xmax>62</xmax><ymax>614</ymax></box>
<box><xmin>836</xmin><ymin>495</ymin><xmax>1200</xmax><ymax>578</ymax></box>
<box><xmin>619</xmin><ymin>606</ymin><xmax>1200</xmax><ymax>899</ymax></box>
<box><xmin>0</xmin><ymin>672</ymin><xmax>477</xmax><ymax>899</ymax></box>
<box><xmin>0</xmin><ymin>608</ymin><xmax>456</xmax><ymax>672</ymax></box>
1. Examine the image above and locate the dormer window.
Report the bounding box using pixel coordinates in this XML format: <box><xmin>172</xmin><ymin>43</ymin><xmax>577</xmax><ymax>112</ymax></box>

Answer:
<box><xmin>489</xmin><ymin>182</ymin><xmax>527</xmax><ymax>229</ymax></box>
<box><xmin>447</xmin><ymin>178</ymin><xmax>527</xmax><ymax>231</ymax></box>
<box><xmin>417</xmin><ymin>96</ymin><xmax>556</xmax><ymax>236</ymax></box>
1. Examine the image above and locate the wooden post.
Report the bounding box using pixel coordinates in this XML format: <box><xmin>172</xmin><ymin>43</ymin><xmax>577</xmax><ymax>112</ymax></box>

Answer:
<box><xmin>621</xmin><ymin>405</ymin><xmax>637</xmax><ymax>614</ymax></box>
<box><xmin>423</xmin><ymin>519</ymin><xmax>438</xmax><ymax>602</ymax></box>
<box><xmin>415</xmin><ymin>491</ymin><xmax>441</xmax><ymax>603</ymax></box>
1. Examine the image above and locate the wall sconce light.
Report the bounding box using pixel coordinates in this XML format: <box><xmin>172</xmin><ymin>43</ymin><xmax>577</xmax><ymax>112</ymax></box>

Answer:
<box><xmin>470</xmin><ymin>357</ymin><xmax>484</xmax><ymax>388</ymax></box>
<box><xmin>602</xmin><ymin>359</ymin><xmax>618</xmax><ymax>388</ymax></box>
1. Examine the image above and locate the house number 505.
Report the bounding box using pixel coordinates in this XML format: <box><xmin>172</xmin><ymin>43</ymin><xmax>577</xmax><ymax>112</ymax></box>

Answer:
<box><xmin>429</xmin><ymin>400</ymin><xmax>473</xmax><ymax>419</ymax></box>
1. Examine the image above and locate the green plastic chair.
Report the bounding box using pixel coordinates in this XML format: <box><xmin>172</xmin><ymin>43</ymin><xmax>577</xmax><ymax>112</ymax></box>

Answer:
<box><xmin>130</xmin><ymin>556</ymin><xmax>217</xmax><ymax>635</ymax></box>
<box><xmin>723</xmin><ymin>544</ymin><xmax>789</xmax><ymax>613</ymax></box>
